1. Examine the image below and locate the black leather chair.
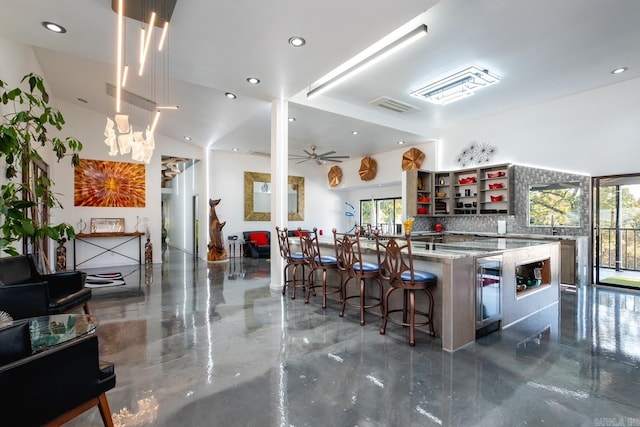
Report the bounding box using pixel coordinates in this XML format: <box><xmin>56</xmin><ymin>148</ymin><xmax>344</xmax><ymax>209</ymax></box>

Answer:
<box><xmin>0</xmin><ymin>322</ymin><xmax>116</xmax><ymax>426</ymax></box>
<box><xmin>242</xmin><ymin>231</ymin><xmax>271</xmax><ymax>258</ymax></box>
<box><xmin>0</xmin><ymin>254</ymin><xmax>91</xmax><ymax>319</ymax></box>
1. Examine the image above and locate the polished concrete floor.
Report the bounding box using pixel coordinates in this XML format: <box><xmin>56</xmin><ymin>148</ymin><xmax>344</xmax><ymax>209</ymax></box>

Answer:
<box><xmin>68</xmin><ymin>247</ymin><xmax>640</xmax><ymax>427</ymax></box>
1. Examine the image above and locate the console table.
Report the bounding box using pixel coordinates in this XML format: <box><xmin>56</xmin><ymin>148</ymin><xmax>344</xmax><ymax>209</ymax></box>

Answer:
<box><xmin>73</xmin><ymin>232</ymin><xmax>144</xmax><ymax>269</ymax></box>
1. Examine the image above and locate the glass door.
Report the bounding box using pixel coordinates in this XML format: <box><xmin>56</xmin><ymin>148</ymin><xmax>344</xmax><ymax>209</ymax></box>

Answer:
<box><xmin>593</xmin><ymin>175</ymin><xmax>640</xmax><ymax>287</ymax></box>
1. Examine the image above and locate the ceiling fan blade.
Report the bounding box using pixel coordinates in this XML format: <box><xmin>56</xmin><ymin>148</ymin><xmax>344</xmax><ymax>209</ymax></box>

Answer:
<box><xmin>302</xmin><ymin>149</ymin><xmax>313</xmax><ymax>156</ymax></box>
<box><xmin>315</xmin><ymin>159</ymin><xmax>323</xmax><ymax>165</ymax></box>
<box><xmin>296</xmin><ymin>158</ymin><xmax>310</xmax><ymax>164</ymax></box>
<box><xmin>321</xmin><ymin>155</ymin><xmax>350</xmax><ymax>159</ymax></box>
<box><xmin>323</xmin><ymin>158</ymin><xmax>343</xmax><ymax>163</ymax></box>
<box><xmin>316</xmin><ymin>151</ymin><xmax>336</xmax><ymax>157</ymax></box>
<box><xmin>289</xmin><ymin>154</ymin><xmax>308</xmax><ymax>159</ymax></box>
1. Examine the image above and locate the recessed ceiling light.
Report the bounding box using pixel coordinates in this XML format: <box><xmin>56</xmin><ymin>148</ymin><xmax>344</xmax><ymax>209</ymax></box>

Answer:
<box><xmin>232</xmin><ymin>148</ymin><xmax>239</xmax><ymax>152</ymax></box>
<box><xmin>246</xmin><ymin>77</ymin><xmax>260</xmax><ymax>84</ymax></box>
<box><xmin>351</xmin><ymin>130</ymin><xmax>359</xmax><ymax>135</ymax></box>
<box><xmin>288</xmin><ymin>117</ymin><xmax>296</xmax><ymax>122</ymax></box>
<box><xmin>225</xmin><ymin>92</ymin><xmax>237</xmax><ymax>99</ymax></box>
<box><xmin>183</xmin><ymin>136</ymin><xmax>192</xmax><ymax>141</ymax></box>
<box><xmin>42</xmin><ymin>21</ymin><xmax>66</xmax><ymax>33</ymax></box>
<box><xmin>611</xmin><ymin>67</ymin><xmax>628</xmax><ymax>74</ymax></box>
<box><xmin>397</xmin><ymin>140</ymin><xmax>405</xmax><ymax>145</ymax></box>
<box><xmin>288</xmin><ymin>36</ymin><xmax>306</xmax><ymax>47</ymax></box>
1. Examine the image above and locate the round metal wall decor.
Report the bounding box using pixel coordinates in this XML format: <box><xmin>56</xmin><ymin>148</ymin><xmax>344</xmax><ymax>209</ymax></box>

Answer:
<box><xmin>402</xmin><ymin>147</ymin><xmax>425</xmax><ymax>170</ymax></box>
<box><xmin>328</xmin><ymin>165</ymin><xmax>343</xmax><ymax>187</ymax></box>
<box><xmin>359</xmin><ymin>156</ymin><xmax>377</xmax><ymax>181</ymax></box>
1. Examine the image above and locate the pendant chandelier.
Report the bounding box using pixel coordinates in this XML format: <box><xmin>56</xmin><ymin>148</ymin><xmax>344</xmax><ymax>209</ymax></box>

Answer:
<box><xmin>105</xmin><ymin>0</ymin><xmax>177</xmax><ymax>163</ymax></box>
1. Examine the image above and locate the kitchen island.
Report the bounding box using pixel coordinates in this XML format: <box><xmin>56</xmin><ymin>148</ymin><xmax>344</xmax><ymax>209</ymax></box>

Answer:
<box><xmin>317</xmin><ymin>235</ymin><xmax>560</xmax><ymax>352</ymax></box>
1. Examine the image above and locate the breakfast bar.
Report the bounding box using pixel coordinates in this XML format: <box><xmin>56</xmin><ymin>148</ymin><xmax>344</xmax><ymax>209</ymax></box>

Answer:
<box><xmin>317</xmin><ymin>235</ymin><xmax>560</xmax><ymax>352</ymax></box>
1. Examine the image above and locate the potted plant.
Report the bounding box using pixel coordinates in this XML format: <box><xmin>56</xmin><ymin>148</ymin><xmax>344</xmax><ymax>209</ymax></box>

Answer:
<box><xmin>0</xmin><ymin>73</ymin><xmax>83</xmax><ymax>271</ymax></box>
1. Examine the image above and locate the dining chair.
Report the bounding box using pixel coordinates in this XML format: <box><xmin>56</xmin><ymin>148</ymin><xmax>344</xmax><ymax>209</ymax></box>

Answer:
<box><xmin>375</xmin><ymin>231</ymin><xmax>437</xmax><ymax>346</ymax></box>
<box><xmin>275</xmin><ymin>226</ymin><xmax>307</xmax><ymax>299</ymax></box>
<box><xmin>298</xmin><ymin>227</ymin><xmax>342</xmax><ymax>308</ymax></box>
<box><xmin>332</xmin><ymin>228</ymin><xmax>383</xmax><ymax>326</ymax></box>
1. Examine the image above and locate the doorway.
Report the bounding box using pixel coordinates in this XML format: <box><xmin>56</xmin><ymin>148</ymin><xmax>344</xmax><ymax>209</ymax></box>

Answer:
<box><xmin>593</xmin><ymin>174</ymin><xmax>640</xmax><ymax>289</ymax></box>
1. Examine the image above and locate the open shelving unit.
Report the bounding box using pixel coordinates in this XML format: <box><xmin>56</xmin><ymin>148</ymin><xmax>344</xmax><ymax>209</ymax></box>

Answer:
<box><xmin>405</xmin><ymin>164</ymin><xmax>513</xmax><ymax>217</ymax></box>
<box><xmin>453</xmin><ymin>170</ymin><xmax>478</xmax><ymax>215</ymax></box>
<box><xmin>479</xmin><ymin>165</ymin><xmax>512</xmax><ymax>215</ymax></box>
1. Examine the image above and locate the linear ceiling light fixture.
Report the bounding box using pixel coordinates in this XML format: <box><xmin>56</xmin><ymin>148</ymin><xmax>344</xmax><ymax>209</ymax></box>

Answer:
<box><xmin>107</xmin><ymin>0</ymin><xmax>175</xmax><ymax>163</ymax></box>
<box><xmin>411</xmin><ymin>66</ymin><xmax>499</xmax><ymax>105</ymax></box>
<box><xmin>307</xmin><ymin>24</ymin><xmax>427</xmax><ymax>99</ymax></box>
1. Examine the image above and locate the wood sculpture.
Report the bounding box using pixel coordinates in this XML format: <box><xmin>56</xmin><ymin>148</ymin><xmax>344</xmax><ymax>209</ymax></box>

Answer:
<box><xmin>328</xmin><ymin>165</ymin><xmax>343</xmax><ymax>187</ymax></box>
<box><xmin>207</xmin><ymin>198</ymin><xmax>228</xmax><ymax>262</ymax></box>
<box><xmin>359</xmin><ymin>156</ymin><xmax>377</xmax><ymax>181</ymax></box>
<box><xmin>402</xmin><ymin>147</ymin><xmax>425</xmax><ymax>171</ymax></box>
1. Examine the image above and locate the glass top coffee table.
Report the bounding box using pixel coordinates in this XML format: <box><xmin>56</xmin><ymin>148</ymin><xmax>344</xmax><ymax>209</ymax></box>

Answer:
<box><xmin>27</xmin><ymin>314</ymin><xmax>99</xmax><ymax>353</ymax></box>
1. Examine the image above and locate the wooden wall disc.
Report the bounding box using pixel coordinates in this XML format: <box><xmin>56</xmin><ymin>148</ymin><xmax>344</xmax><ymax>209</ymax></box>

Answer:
<box><xmin>359</xmin><ymin>156</ymin><xmax>377</xmax><ymax>181</ymax></box>
<box><xmin>328</xmin><ymin>165</ymin><xmax>343</xmax><ymax>187</ymax></box>
<box><xmin>402</xmin><ymin>147</ymin><xmax>425</xmax><ymax>170</ymax></box>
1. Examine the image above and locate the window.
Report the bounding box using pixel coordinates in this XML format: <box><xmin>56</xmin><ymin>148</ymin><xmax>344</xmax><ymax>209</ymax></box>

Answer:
<box><xmin>360</xmin><ymin>197</ymin><xmax>403</xmax><ymax>234</ymax></box>
<box><xmin>528</xmin><ymin>181</ymin><xmax>581</xmax><ymax>227</ymax></box>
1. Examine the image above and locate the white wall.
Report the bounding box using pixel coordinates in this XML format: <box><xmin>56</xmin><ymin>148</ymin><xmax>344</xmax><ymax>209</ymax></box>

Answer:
<box><xmin>207</xmin><ymin>151</ymin><xmax>344</xmax><ymax>239</ymax></box>
<box><xmin>438</xmin><ymin>77</ymin><xmax>640</xmax><ymax>176</ymax></box>
<box><xmin>50</xmin><ymin>99</ymin><xmax>205</xmax><ymax>267</ymax></box>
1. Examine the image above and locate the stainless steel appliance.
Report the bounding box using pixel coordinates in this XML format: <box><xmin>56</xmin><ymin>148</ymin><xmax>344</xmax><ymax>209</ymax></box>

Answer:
<box><xmin>476</xmin><ymin>255</ymin><xmax>502</xmax><ymax>336</ymax></box>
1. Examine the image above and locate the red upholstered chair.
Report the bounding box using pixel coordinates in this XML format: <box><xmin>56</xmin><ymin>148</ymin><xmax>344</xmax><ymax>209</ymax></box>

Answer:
<box><xmin>375</xmin><ymin>231</ymin><xmax>437</xmax><ymax>346</ymax></box>
<box><xmin>242</xmin><ymin>231</ymin><xmax>271</xmax><ymax>258</ymax></box>
<box><xmin>332</xmin><ymin>228</ymin><xmax>383</xmax><ymax>326</ymax></box>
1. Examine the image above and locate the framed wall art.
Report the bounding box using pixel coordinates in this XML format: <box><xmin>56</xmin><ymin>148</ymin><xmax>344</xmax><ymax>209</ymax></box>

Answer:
<box><xmin>74</xmin><ymin>159</ymin><xmax>146</xmax><ymax>207</ymax></box>
<box><xmin>90</xmin><ymin>218</ymin><xmax>125</xmax><ymax>234</ymax></box>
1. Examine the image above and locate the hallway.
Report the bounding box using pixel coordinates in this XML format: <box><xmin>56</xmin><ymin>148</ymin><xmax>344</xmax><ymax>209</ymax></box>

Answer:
<box><xmin>69</xmin><ymin>248</ymin><xmax>640</xmax><ymax>426</ymax></box>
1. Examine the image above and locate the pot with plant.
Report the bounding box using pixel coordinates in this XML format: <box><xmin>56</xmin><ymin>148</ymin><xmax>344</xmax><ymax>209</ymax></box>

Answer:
<box><xmin>0</xmin><ymin>73</ymin><xmax>83</xmax><ymax>271</ymax></box>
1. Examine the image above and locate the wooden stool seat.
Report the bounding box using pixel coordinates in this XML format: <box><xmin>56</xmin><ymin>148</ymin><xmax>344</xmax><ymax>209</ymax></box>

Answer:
<box><xmin>375</xmin><ymin>232</ymin><xmax>437</xmax><ymax>346</ymax></box>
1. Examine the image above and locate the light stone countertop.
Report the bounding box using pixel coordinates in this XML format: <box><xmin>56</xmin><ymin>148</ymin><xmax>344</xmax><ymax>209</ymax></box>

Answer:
<box><xmin>317</xmin><ymin>235</ymin><xmax>558</xmax><ymax>261</ymax></box>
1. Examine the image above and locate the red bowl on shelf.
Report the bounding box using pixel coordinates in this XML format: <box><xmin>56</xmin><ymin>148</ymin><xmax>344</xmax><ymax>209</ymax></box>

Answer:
<box><xmin>487</xmin><ymin>171</ymin><xmax>505</xmax><ymax>179</ymax></box>
<box><xmin>417</xmin><ymin>207</ymin><xmax>428</xmax><ymax>214</ymax></box>
<box><xmin>459</xmin><ymin>177</ymin><xmax>477</xmax><ymax>185</ymax></box>
<box><xmin>490</xmin><ymin>195</ymin><xmax>503</xmax><ymax>202</ymax></box>
<box><xmin>489</xmin><ymin>183</ymin><xmax>503</xmax><ymax>190</ymax></box>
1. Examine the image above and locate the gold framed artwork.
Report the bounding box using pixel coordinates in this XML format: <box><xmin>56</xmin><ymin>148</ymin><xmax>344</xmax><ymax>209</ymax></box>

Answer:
<box><xmin>74</xmin><ymin>159</ymin><xmax>146</xmax><ymax>207</ymax></box>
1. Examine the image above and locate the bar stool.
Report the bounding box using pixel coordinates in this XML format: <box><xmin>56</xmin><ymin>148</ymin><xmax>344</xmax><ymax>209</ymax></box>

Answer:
<box><xmin>333</xmin><ymin>228</ymin><xmax>383</xmax><ymax>326</ymax></box>
<box><xmin>375</xmin><ymin>231</ymin><xmax>437</xmax><ymax>346</ymax></box>
<box><xmin>275</xmin><ymin>226</ymin><xmax>307</xmax><ymax>300</ymax></box>
<box><xmin>298</xmin><ymin>227</ymin><xmax>342</xmax><ymax>308</ymax></box>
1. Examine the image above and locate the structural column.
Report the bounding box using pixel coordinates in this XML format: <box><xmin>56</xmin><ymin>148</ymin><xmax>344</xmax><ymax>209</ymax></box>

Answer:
<box><xmin>270</xmin><ymin>99</ymin><xmax>288</xmax><ymax>290</ymax></box>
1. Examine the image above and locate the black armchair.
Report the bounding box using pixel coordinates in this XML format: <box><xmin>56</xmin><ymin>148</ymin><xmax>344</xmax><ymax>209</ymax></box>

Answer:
<box><xmin>0</xmin><ymin>322</ymin><xmax>116</xmax><ymax>426</ymax></box>
<box><xmin>242</xmin><ymin>231</ymin><xmax>271</xmax><ymax>258</ymax></box>
<box><xmin>0</xmin><ymin>254</ymin><xmax>91</xmax><ymax>320</ymax></box>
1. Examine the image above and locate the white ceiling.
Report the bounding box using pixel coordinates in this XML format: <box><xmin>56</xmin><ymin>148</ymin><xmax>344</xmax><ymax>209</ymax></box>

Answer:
<box><xmin>1</xmin><ymin>0</ymin><xmax>639</xmax><ymax>162</ymax></box>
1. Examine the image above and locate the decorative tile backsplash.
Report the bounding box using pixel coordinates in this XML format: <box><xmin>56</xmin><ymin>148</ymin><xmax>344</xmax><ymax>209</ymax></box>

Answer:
<box><xmin>412</xmin><ymin>164</ymin><xmax>591</xmax><ymax>237</ymax></box>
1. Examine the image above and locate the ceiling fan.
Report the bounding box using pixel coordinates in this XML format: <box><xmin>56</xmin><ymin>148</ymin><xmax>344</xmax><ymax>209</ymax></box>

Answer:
<box><xmin>289</xmin><ymin>145</ymin><xmax>350</xmax><ymax>165</ymax></box>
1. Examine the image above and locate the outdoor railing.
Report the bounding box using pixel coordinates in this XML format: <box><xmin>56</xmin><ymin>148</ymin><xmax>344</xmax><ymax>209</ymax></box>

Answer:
<box><xmin>599</xmin><ymin>227</ymin><xmax>640</xmax><ymax>271</ymax></box>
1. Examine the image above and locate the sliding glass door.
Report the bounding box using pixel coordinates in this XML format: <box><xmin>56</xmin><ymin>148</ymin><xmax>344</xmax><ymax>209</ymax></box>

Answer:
<box><xmin>593</xmin><ymin>175</ymin><xmax>640</xmax><ymax>286</ymax></box>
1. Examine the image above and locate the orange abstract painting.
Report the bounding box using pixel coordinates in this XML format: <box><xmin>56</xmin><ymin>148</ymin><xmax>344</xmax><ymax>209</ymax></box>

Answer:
<box><xmin>74</xmin><ymin>159</ymin><xmax>146</xmax><ymax>207</ymax></box>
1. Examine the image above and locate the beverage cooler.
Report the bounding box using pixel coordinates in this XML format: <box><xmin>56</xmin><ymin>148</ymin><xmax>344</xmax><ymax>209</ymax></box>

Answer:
<box><xmin>476</xmin><ymin>255</ymin><xmax>502</xmax><ymax>335</ymax></box>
